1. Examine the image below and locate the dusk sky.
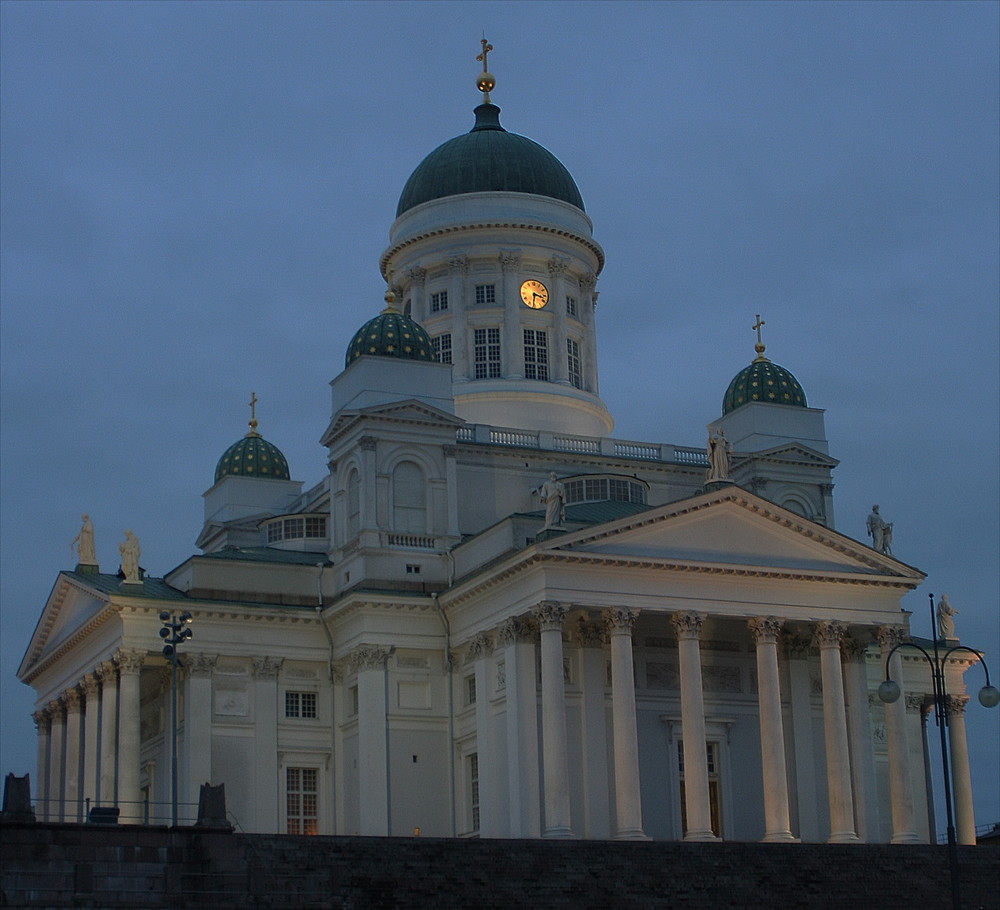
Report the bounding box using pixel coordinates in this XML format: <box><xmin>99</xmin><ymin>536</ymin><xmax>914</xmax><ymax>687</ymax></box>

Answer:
<box><xmin>2</xmin><ymin>1</ymin><xmax>997</xmax><ymax>829</ymax></box>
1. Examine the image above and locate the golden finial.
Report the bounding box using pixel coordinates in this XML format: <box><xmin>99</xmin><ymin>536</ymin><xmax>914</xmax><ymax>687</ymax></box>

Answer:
<box><xmin>476</xmin><ymin>37</ymin><xmax>495</xmax><ymax>103</ymax></box>
<box><xmin>246</xmin><ymin>391</ymin><xmax>261</xmax><ymax>437</ymax></box>
<box><xmin>382</xmin><ymin>269</ymin><xmax>399</xmax><ymax>314</ymax></box>
<box><xmin>752</xmin><ymin>314</ymin><xmax>770</xmax><ymax>362</ymax></box>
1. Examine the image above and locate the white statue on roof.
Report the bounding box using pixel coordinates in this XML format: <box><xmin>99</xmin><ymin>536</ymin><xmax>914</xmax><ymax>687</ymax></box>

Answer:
<box><xmin>71</xmin><ymin>514</ymin><xmax>97</xmax><ymax>566</ymax></box>
<box><xmin>119</xmin><ymin>530</ymin><xmax>141</xmax><ymax>583</ymax></box>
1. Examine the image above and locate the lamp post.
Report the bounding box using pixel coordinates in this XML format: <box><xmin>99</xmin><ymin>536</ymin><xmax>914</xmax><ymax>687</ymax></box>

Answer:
<box><xmin>159</xmin><ymin>610</ymin><xmax>193</xmax><ymax>827</ymax></box>
<box><xmin>878</xmin><ymin>593</ymin><xmax>999</xmax><ymax>910</ymax></box>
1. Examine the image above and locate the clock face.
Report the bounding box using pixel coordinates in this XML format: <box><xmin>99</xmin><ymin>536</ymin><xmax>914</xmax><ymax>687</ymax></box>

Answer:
<box><xmin>520</xmin><ymin>279</ymin><xmax>549</xmax><ymax>309</ymax></box>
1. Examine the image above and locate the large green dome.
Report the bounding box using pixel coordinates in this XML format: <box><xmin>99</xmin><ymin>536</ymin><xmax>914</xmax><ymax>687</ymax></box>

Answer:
<box><xmin>396</xmin><ymin>104</ymin><xmax>585</xmax><ymax>217</ymax></box>
<box><xmin>723</xmin><ymin>358</ymin><xmax>808</xmax><ymax>415</ymax></box>
<box><xmin>215</xmin><ymin>432</ymin><xmax>290</xmax><ymax>483</ymax></box>
<box><xmin>345</xmin><ymin>308</ymin><xmax>434</xmax><ymax>368</ymax></box>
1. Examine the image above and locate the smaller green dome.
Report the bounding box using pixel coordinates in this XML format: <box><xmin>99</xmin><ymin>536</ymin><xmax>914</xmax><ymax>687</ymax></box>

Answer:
<box><xmin>215</xmin><ymin>433</ymin><xmax>290</xmax><ymax>483</ymax></box>
<box><xmin>723</xmin><ymin>358</ymin><xmax>807</xmax><ymax>415</ymax></box>
<box><xmin>345</xmin><ymin>308</ymin><xmax>435</xmax><ymax>368</ymax></box>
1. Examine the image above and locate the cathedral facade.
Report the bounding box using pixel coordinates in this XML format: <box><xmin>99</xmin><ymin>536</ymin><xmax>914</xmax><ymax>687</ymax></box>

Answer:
<box><xmin>18</xmin><ymin>49</ymin><xmax>983</xmax><ymax>845</ymax></box>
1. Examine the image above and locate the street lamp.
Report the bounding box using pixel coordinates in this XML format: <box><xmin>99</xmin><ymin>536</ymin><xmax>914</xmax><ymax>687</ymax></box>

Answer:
<box><xmin>159</xmin><ymin>610</ymin><xmax>193</xmax><ymax>827</ymax></box>
<box><xmin>878</xmin><ymin>593</ymin><xmax>998</xmax><ymax>910</ymax></box>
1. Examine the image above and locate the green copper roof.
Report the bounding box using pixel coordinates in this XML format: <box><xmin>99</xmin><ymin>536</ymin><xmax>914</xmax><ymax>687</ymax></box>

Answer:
<box><xmin>215</xmin><ymin>433</ymin><xmax>290</xmax><ymax>483</ymax></box>
<box><xmin>396</xmin><ymin>104</ymin><xmax>585</xmax><ymax>217</ymax></box>
<box><xmin>345</xmin><ymin>309</ymin><xmax>434</xmax><ymax>368</ymax></box>
<box><xmin>723</xmin><ymin>358</ymin><xmax>807</xmax><ymax>415</ymax></box>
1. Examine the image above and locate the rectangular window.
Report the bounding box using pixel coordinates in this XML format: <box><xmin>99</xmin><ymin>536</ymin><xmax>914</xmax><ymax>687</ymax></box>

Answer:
<box><xmin>349</xmin><ymin>685</ymin><xmax>359</xmax><ymax>717</ymax></box>
<box><xmin>474</xmin><ymin>328</ymin><xmax>501</xmax><ymax>379</ymax></box>
<box><xmin>285</xmin><ymin>691</ymin><xmax>318</xmax><ymax>719</ymax></box>
<box><xmin>466</xmin><ymin>675</ymin><xmax>477</xmax><ymax>705</ymax></box>
<box><xmin>523</xmin><ymin>329</ymin><xmax>549</xmax><ymax>380</ymax></box>
<box><xmin>432</xmin><ymin>333</ymin><xmax>452</xmax><ymax>364</ymax></box>
<box><xmin>430</xmin><ymin>290</ymin><xmax>449</xmax><ymax>312</ymax></box>
<box><xmin>566</xmin><ymin>295</ymin><xmax>577</xmax><ymax>317</ymax></box>
<box><xmin>469</xmin><ymin>752</ymin><xmax>480</xmax><ymax>833</ymax></box>
<box><xmin>567</xmin><ymin>338</ymin><xmax>582</xmax><ymax>389</ymax></box>
<box><xmin>677</xmin><ymin>741</ymin><xmax>722</xmax><ymax>837</ymax></box>
<box><xmin>474</xmin><ymin>284</ymin><xmax>496</xmax><ymax>305</ymax></box>
<box><xmin>406</xmin><ymin>564</ymin><xmax>422</xmax><ymax>574</ymax></box>
<box><xmin>304</xmin><ymin>517</ymin><xmax>326</xmax><ymax>538</ymax></box>
<box><xmin>286</xmin><ymin>767</ymin><xmax>318</xmax><ymax>835</ymax></box>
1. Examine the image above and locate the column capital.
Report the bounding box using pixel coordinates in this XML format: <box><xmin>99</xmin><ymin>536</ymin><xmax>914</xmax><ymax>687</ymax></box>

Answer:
<box><xmin>814</xmin><ymin>620</ymin><xmax>848</xmax><ymax>649</ymax></box>
<box><xmin>905</xmin><ymin>694</ymin><xmax>928</xmax><ymax>715</ymax></box>
<box><xmin>466</xmin><ymin>632</ymin><xmax>494</xmax><ymax>662</ymax></box>
<box><xmin>116</xmin><ymin>648</ymin><xmax>145</xmax><ymax>676</ymax></box>
<box><xmin>840</xmin><ymin>636</ymin><xmax>870</xmax><ymax>662</ymax></box>
<box><xmin>547</xmin><ymin>255</ymin><xmax>569</xmax><ymax>277</ymax></box>
<box><xmin>605</xmin><ymin>607</ymin><xmax>638</xmax><ymax>637</ymax></box>
<box><xmin>945</xmin><ymin>695</ymin><xmax>970</xmax><ymax>717</ymax></box>
<box><xmin>63</xmin><ymin>687</ymin><xmax>82</xmax><ymax>713</ymax></box>
<box><xmin>95</xmin><ymin>660</ymin><xmax>117</xmax><ymax>684</ymax></box>
<box><xmin>748</xmin><ymin>616</ymin><xmax>784</xmax><ymax>644</ymax></box>
<box><xmin>876</xmin><ymin>624</ymin><xmax>908</xmax><ymax>651</ymax></box>
<box><xmin>406</xmin><ymin>265</ymin><xmax>426</xmax><ymax>285</ymax></box>
<box><xmin>498</xmin><ymin>250</ymin><xmax>521</xmax><ymax>272</ymax></box>
<box><xmin>81</xmin><ymin>674</ymin><xmax>100</xmax><ymax>699</ymax></box>
<box><xmin>359</xmin><ymin>436</ymin><xmax>378</xmax><ymax>452</ymax></box>
<box><xmin>578</xmin><ymin>272</ymin><xmax>596</xmax><ymax>292</ymax></box>
<box><xmin>497</xmin><ymin>615</ymin><xmax>536</xmax><ymax>647</ymax></box>
<box><xmin>534</xmin><ymin>601</ymin><xmax>567</xmax><ymax>632</ymax></box>
<box><xmin>187</xmin><ymin>653</ymin><xmax>217</xmax><ymax>678</ymax></box>
<box><xmin>448</xmin><ymin>254</ymin><xmax>468</xmax><ymax>275</ymax></box>
<box><xmin>671</xmin><ymin>610</ymin><xmax>703</xmax><ymax>639</ymax></box>
<box><xmin>32</xmin><ymin>709</ymin><xmax>49</xmax><ymax>730</ymax></box>
<box><xmin>576</xmin><ymin>618</ymin><xmax>606</xmax><ymax>648</ymax></box>
<box><xmin>349</xmin><ymin>644</ymin><xmax>391</xmax><ymax>673</ymax></box>
<box><xmin>47</xmin><ymin>699</ymin><xmax>64</xmax><ymax>718</ymax></box>
<box><xmin>251</xmin><ymin>656</ymin><xmax>283</xmax><ymax>679</ymax></box>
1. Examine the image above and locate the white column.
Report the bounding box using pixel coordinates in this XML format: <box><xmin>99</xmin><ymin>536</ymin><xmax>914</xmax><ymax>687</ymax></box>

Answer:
<box><xmin>48</xmin><ymin>700</ymin><xmax>65</xmax><ymax>821</ymax></box>
<box><xmin>499</xmin><ymin>252</ymin><xmax>523</xmax><ymax>379</ymax></box>
<box><xmin>352</xmin><ymin>645</ymin><xmax>391</xmax><ymax>836</ymax></box>
<box><xmin>116</xmin><ymin>649</ymin><xmax>145</xmax><ymax>824</ymax></box>
<box><xmin>184</xmin><ymin>654</ymin><xmax>215</xmax><ymax>810</ymax></box>
<box><xmin>498</xmin><ymin>616</ymin><xmax>540</xmax><ymax>837</ymax></box>
<box><xmin>842</xmin><ymin>636</ymin><xmax>879</xmax><ymax>842</ymax></box>
<box><xmin>785</xmin><ymin>635</ymin><xmax>820</xmax><ymax>841</ymax></box>
<box><xmin>577</xmin><ymin>620</ymin><xmax>610</xmax><ymax>838</ymax></box>
<box><xmin>96</xmin><ymin>661</ymin><xmax>118</xmax><ymax>808</ymax></box>
<box><xmin>32</xmin><ymin>710</ymin><xmax>51</xmax><ymax>821</ymax></box>
<box><xmin>814</xmin><ymin>621</ymin><xmax>858</xmax><ymax>843</ymax></box>
<box><xmin>63</xmin><ymin>687</ymin><xmax>83</xmax><ymax>822</ymax></box>
<box><xmin>252</xmin><ymin>657</ymin><xmax>282</xmax><ymax>832</ymax></box>
<box><xmin>534</xmin><ymin>601</ymin><xmax>573</xmax><ymax>838</ymax></box>
<box><xmin>606</xmin><ymin>607</ymin><xmax>646</xmax><ymax>840</ymax></box>
<box><xmin>468</xmin><ymin>633</ymin><xmax>499</xmax><ymax>838</ymax></box>
<box><xmin>946</xmin><ymin>695</ymin><xmax>976</xmax><ymax>845</ymax></box>
<box><xmin>547</xmin><ymin>258</ymin><xmax>569</xmax><ymax>383</ymax></box>
<box><xmin>672</xmin><ymin>611</ymin><xmax>718</xmax><ymax>841</ymax></box>
<box><xmin>876</xmin><ymin>625</ymin><xmax>919</xmax><ymax>843</ymax></box>
<box><xmin>81</xmin><ymin>674</ymin><xmax>101</xmax><ymax>815</ymax></box>
<box><xmin>578</xmin><ymin>273</ymin><xmax>599</xmax><ymax>393</ymax></box>
<box><xmin>748</xmin><ymin>617</ymin><xmax>796</xmax><ymax>841</ymax></box>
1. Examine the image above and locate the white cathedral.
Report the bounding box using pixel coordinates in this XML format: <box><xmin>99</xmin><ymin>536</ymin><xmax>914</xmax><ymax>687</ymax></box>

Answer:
<box><xmin>18</xmin><ymin>45</ymin><xmax>986</xmax><ymax>845</ymax></box>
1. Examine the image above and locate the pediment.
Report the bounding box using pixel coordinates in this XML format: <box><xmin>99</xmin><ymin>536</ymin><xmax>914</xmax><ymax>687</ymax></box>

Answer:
<box><xmin>543</xmin><ymin>488</ymin><xmax>921</xmax><ymax>580</ymax></box>
<box><xmin>321</xmin><ymin>399</ymin><xmax>465</xmax><ymax>447</ymax></box>
<box><xmin>738</xmin><ymin>443</ymin><xmax>839</xmax><ymax>467</ymax></box>
<box><xmin>18</xmin><ymin>574</ymin><xmax>111</xmax><ymax>677</ymax></box>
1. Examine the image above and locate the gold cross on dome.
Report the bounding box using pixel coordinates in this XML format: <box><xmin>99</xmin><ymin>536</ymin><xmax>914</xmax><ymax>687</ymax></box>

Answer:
<box><xmin>249</xmin><ymin>391</ymin><xmax>258</xmax><ymax>421</ymax></box>
<box><xmin>477</xmin><ymin>38</ymin><xmax>493</xmax><ymax>71</ymax></box>
<box><xmin>752</xmin><ymin>314</ymin><xmax>765</xmax><ymax>346</ymax></box>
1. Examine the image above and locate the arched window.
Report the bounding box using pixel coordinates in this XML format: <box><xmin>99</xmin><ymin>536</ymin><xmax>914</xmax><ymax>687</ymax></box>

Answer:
<box><xmin>346</xmin><ymin>469</ymin><xmax>361</xmax><ymax>538</ymax></box>
<box><xmin>392</xmin><ymin>461</ymin><xmax>426</xmax><ymax>533</ymax></box>
<box><xmin>780</xmin><ymin>497</ymin><xmax>809</xmax><ymax>519</ymax></box>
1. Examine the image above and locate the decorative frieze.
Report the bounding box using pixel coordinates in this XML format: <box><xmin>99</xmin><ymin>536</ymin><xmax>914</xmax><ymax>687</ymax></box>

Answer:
<box><xmin>645</xmin><ymin>661</ymin><xmax>678</xmax><ymax>690</ymax></box>
<box><xmin>349</xmin><ymin>645</ymin><xmax>391</xmax><ymax>674</ymax></box>
<box><xmin>670</xmin><ymin>611</ymin><xmax>703</xmax><ymax>639</ymax></box>
<box><xmin>251</xmin><ymin>657</ymin><xmax>283</xmax><ymax>680</ymax></box>
<box><xmin>534</xmin><ymin>601</ymin><xmax>567</xmax><ymax>632</ymax></box>
<box><xmin>396</xmin><ymin>655</ymin><xmax>430</xmax><ymax>669</ymax></box>
<box><xmin>748</xmin><ymin>616</ymin><xmax>784</xmax><ymax>645</ymax></box>
<box><xmin>605</xmin><ymin>607</ymin><xmax>638</xmax><ymax>636</ymax></box>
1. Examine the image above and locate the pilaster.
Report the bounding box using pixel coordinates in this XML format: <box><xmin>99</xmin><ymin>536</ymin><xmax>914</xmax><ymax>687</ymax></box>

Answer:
<box><xmin>251</xmin><ymin>656</ymin><xmax>282</xmax><ymax>832</ymax></box>
<box><xmin>351</xmin><ymin>645</ymin><xmax>392</xmax><ymax>835</ymax></box>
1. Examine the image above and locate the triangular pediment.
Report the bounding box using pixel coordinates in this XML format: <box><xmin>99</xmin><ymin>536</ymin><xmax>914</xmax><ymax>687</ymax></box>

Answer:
<box><xmin>18</xmin><ymin>573</ymin><xmax>111</xmax><ymax>678</ymax></box>
<box><xmin>737</xmin><ymin>443</ymin><xmax>839</xmax><ymax>467</ymax></box>
<box><xmin>321</xmin><ymin>399</ymin><xmax>465</xmax><ymax>447</ymax></box>
<box><xmin>541</xmin><ymin>488</ymin><xmax>921</xmax><ymax>580</ymax></box>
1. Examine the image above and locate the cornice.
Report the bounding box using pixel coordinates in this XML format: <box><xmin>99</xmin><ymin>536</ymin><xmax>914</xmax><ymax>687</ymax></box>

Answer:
<box><xmin>380</xmin><ymin>221</ymin><xmax>605</xmax><ymax>276</ymax></box>
<box><xmin>20</xmin><ymin>602</ymin><xmax>118</xmax><ymax>686</ymax></box>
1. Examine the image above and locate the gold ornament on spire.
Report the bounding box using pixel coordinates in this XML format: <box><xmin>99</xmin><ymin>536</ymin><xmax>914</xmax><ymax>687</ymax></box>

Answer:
<box><xmin>476</xmin><ymin>37</ymin><xmax>495</xmax><ymax>102</ymax></box>
<box><xmin>246</xmin><ymin>391</ymin><xmax>261</xmax><ymax>437</ymax></box>
<box><xmin>382</xmin><ymin>268</ymin><xmax>399</xmax><ymax>314</ymax></box>
<box><xmin>752</xmin><ymin>314</ymin><xmax>770</xmax><ymax>362</ymax></box>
